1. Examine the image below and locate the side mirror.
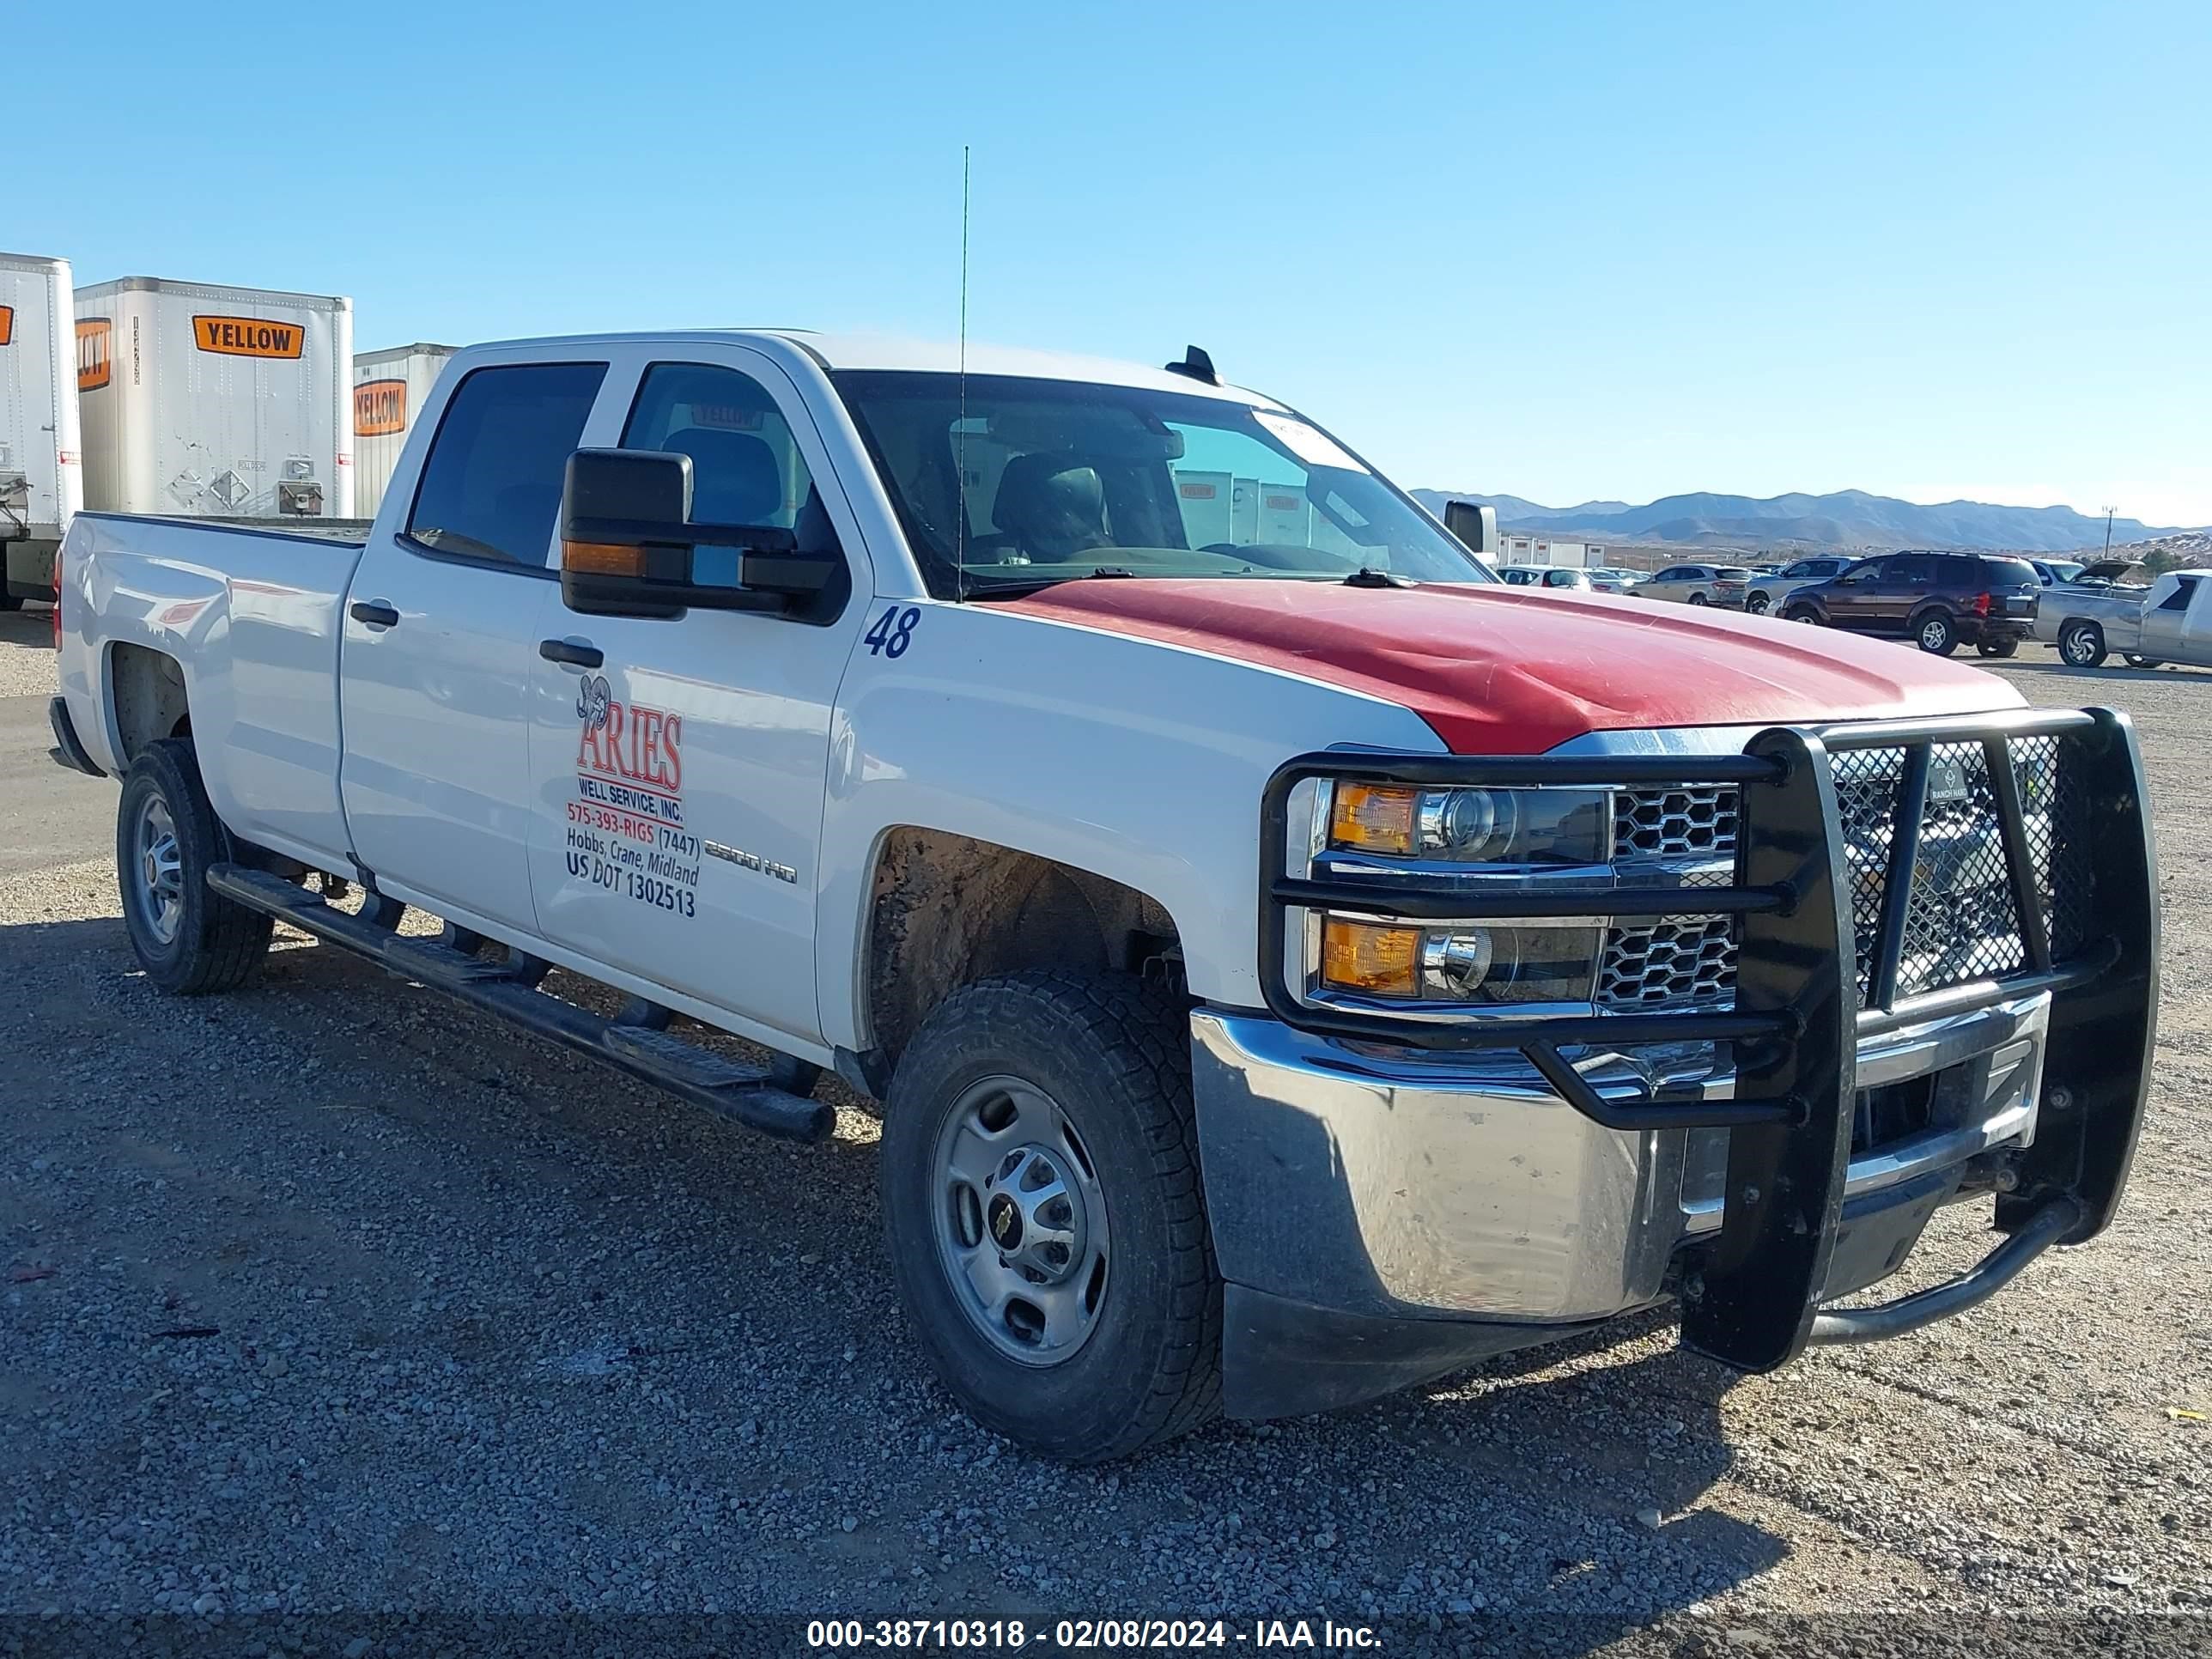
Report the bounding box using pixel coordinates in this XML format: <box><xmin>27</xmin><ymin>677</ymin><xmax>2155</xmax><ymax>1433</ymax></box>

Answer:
<box><xmin>557</xmin><ymin>447</ymin><xmax>841</xmax><ymax>620</ymax></box>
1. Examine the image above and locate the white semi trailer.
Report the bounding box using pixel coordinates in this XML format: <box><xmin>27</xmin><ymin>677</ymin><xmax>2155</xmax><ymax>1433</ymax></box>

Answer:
<box><xmin>74</xmin><ymin>276</ymin><xmax>353</xmax><ymax>521</ymax></box>
<box><xmin>351</xmin><ymin>343</ymin><xmax>454</xmax><ymax>520</ymax></box>
<box><xmin>0</xmin><ymin>252</ymin><xmax>82</xmax><ymax>606</ymax></box>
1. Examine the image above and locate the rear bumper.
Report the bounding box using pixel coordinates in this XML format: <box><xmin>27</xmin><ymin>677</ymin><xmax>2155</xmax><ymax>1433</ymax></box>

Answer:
<box><xmin>1195</xmin><ymin>994</ymin><xmax>2050</xmax><ymax>1419</ymax></box>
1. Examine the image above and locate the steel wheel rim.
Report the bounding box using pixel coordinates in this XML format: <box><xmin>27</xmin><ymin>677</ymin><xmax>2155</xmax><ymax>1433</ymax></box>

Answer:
<box><xmin>131</xmin><ymin>793</ymin><xmax>185</xmax><ymax>945</ymax></box>
<box><xmin>929</xmin><ymin>1074</ymin><xmax>1110</xmax><ymax>1367</ymax></box>
<box><xmin>1920</xmin><ymin>620</ymin><xmax>1948</xmax><ymax>650</ymax></box>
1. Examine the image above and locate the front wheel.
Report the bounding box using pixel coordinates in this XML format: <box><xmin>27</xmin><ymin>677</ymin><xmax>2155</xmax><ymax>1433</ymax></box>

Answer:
<box><xmin>2058</xmin><ymin>620</ymin><xmax>2108</xmax><ymax>668</ymax></box>
<box><xmin>1915</xmin><ymin>612</ymin><xmax>1960</xmax><ymax>655</ymax></box>
<box><xmin>880</xmin><ymin>972</ymin><xmax>1220</xmax><ymax>1462</ymax></box>
<box><xmin>1745</xmin><ymin>592</ymin><xmax>1772</xmax><ymax>616</ymax></box>
<box><xmin>1784</xmin><ymin>604</ymin><xmax>1822</xmax><ymax>624</ymax></box>
<box><xmin>117</xmin><ymin>738</ymin><xmax>273</xmax><ymax>994</ymax></box>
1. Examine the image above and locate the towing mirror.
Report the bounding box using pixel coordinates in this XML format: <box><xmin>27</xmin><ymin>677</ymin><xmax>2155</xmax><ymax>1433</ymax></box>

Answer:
<box><xmin>557</xmin><ymin>447</ymin><xmax>840</xmax><ymax>620</ymax></box>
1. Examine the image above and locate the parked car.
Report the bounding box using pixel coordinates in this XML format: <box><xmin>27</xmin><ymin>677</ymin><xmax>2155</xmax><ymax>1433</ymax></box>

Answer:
<box><xmin>1585</xmin><ymin>566</ymin><xmax>1641</xmax><ymax>593</ymax></box>
<box><xmin>1746</xmin><ymin>556</ymin><xmax>1856</xmax><ymax>616</ymax></box>
<box><xmin>1780</xmin><ymin>551</ymin><xmax>2040</xmax><ymax>656</ymax></box>
<box><xmin>2037</xmin><ymin>567</ymin><xmax>2212</xmax><ymax>668</ymax></box>
<box><xmin>49</xmin><ymin>329</ymin><xmax>2157</xmax><ymax>1463</ymax></box>
<box><xmin>2028</xmin><ymin>559</ymin><xmax>2087</xmax><ymax>588</ymax></box>
<box><xmin>1635</xmin><ymin>562</ymin><xmax>1753</xmax><ymax>607</ymax></box>
<box><xmin>1498</xmin><ymin>564</ymin><xmax>1595</xmax><ymax>591</ymax></box>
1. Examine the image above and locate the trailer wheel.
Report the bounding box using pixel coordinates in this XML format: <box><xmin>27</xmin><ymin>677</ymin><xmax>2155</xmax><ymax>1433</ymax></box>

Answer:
<box><xmin>2058</xmin><ymin>620</ymin><xmax>2107</xmax><ymax>668</ymax></box>
<box><xmin>117</xmin><ymin>738</ymin><xmax>274</xmax><ymax>995</ymax></box>
<box><xmin>880</xmin><ymin>971</ymin><xmax>1220</xmax><ymax>1462</ymax></box>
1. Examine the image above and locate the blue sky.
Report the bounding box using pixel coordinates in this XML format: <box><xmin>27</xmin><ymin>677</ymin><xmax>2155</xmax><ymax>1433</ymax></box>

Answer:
<box><xmin>18</xmin><ymin>1</ymin><xmax>2209</xmax><ymax>525</ymax></box>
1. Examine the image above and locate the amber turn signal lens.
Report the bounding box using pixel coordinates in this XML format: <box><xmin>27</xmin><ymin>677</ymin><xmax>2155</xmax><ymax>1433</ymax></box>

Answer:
<box><xmin>1319</xmin><ymin>918</ymin><xmax>1420</xmax><ymax>996</ymax></box>
<box><xmin>563</xmin><ymin>540</ymin><xmax>647</xmax><ymax>576</ymax></box>
<box><xmin>1330</xmin><ymin>782</ymin><xmax>1418</xmax><ymax>854</ymax></box>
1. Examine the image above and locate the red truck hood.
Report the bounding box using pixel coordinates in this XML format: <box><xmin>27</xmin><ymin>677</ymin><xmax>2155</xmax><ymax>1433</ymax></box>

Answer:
<box><xmin>999</xmin><ymin>580</ymin><xmax>2021</xmax><ymax>754</ymax></box>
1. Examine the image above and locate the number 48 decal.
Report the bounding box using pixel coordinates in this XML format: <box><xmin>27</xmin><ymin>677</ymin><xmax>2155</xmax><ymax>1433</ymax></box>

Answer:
<box><xmin>864</xmin><ymin>605</ymin><xmax>921</xmax><ymax>659</ymax></box>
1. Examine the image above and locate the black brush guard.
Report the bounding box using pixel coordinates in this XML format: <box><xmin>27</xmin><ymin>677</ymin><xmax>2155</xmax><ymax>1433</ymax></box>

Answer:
<box><xmin>1258</xmin><ymin>706</ymin><xmax>2158</xmax><ymax>1372</ymax></box>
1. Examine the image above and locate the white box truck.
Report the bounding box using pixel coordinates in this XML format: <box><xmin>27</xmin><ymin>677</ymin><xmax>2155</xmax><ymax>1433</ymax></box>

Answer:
<box><xmin>0</xmin><ymin>252</ymin><xmax>83</xmax><ymax>606</ymax></box>
<box><xmin>74</xmin><ymin>277</ymin><xmax>353</xmax><ymax>520</ymax></box>
<box><xmin>351</xmin><ymin>342</ymin><xmax>454</xmax><ymax>519</ymax></box>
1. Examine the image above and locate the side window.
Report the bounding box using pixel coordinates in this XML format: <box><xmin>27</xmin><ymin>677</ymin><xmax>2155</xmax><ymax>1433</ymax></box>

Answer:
<box><xmin>407</xmin><ymin>362</ymin><xmax>608</xmax><ymax>567</ymax></box>
<box><xmin>1844</xmin><ymin>560</ymin><xmax>1885</xmax><ymax>582</ymax></box>
<box><xmin>2158</xmin><ymin>578</ymin><xmax>2196</xmax><ymax>612</ymax></box>
<box><xmin>1655</xmin><ymin>567</ymin><xmax>1687</xmax><ymax>582</ymax></box>
<box><xmin>623</xmin><ymin>362</ymin><xmax>818</xmax><ymax>534</ymax></box>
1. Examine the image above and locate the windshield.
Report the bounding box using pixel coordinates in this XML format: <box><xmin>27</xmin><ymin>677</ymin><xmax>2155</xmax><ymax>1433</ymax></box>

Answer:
<box><xmin>830</xmin><ymin>371</ymin><xmax>1492</xmax><ymax>599</ymax></box>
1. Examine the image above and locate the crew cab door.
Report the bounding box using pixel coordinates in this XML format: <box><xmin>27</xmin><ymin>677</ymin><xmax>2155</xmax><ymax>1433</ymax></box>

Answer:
<box><xmin>338</xmin><ymin>356</ymin><xmax>609</xmax><ymax>931</ymax></box>
<box><xmin>525</xmin><ymin>349</ymin><xmax>872</xmax><ymax>1047</ymax></box>
<box><xmin>2139</xmin><ymin>574</ymin><xmax>2206</xmax><ymax>662</ymax></box>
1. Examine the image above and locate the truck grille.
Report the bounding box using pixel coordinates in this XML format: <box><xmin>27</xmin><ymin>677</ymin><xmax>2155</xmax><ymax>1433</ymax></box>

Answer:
<box><xmin>1612</xmin><ymin>786</ymin><xmax>1740</xmax><ymax>860</ymax></box>
<box><xmin>1598</xmin><ymin>740</ymin><xmax>2092</xmax><ymax>1012</ymax></box>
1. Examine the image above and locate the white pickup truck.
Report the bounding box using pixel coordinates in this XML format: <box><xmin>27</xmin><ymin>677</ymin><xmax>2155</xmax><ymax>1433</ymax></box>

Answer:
<box><xmin>52</xmin><ymin>331</ymin><xmax>2159</xmax><ymax>1462</ymax></box>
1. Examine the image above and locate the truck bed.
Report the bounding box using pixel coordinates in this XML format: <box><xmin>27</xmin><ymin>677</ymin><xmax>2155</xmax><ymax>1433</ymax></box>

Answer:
<box><xmin>56</xmin><ymin>509</ymin><xmax>369</xmax><ymax>872</ymax></box>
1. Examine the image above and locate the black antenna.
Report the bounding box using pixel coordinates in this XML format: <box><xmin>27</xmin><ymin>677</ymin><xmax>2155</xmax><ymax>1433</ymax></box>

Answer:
<box><xmin>955</xmin><ymin>146</ymin><xmax>971</xmax><ymax>602</ymax></box>
<box><xmin>1165</xmin><ymin>344</ymin><xmax>1218</xmax><ymax>385</ymax></box>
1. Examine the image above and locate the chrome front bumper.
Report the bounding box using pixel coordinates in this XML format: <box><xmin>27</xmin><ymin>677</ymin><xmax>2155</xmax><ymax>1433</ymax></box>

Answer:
<box><xmin>1192</xmin><ymin>993</ymin><xmax>2049</xmax><ymax>1416</ymax></box>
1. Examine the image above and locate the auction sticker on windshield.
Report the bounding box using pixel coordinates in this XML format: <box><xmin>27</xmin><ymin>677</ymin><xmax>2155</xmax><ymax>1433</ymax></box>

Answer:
<box><xmin>1253</xmin><ymin>410</ymin><xmax>1366</xmax><ymax>472</ymax></box>
<box><xmin>567</xmin><ymin>672</ymin><xmax>702</xmax><ymax>920</ymax></box>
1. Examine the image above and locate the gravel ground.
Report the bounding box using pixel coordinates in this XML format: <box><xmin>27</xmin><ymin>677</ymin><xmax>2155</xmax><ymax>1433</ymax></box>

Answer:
<box><xmin>2</xmin><ymin>628</ymin><xmax>2208</xmax><ymax>1656</ymax></box>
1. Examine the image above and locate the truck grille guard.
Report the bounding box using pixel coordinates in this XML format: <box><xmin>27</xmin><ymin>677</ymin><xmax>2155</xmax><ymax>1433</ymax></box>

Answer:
<box><xmin>1258</xmin><ymin>706</ymin><xmax>2159</xmax><ymax>1371</ymax></box>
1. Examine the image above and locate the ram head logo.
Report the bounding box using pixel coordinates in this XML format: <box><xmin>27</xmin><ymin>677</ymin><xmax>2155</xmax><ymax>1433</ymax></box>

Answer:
<box><xmin>576</xmin><ymin>672</ymin><xmax>612</xmax><ymax>732</ymax></box>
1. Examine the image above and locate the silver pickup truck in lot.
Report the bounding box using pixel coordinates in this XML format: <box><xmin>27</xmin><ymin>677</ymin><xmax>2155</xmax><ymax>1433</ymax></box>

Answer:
<box><xmin>2039</xmin><ymin>568</ymin><xmax>2212</xmax><ymax>668</ymax></box>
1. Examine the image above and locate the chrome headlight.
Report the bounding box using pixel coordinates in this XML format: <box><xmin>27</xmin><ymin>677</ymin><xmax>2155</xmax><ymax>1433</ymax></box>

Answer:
<box><xmin>1329</xmin><ymin>783</ymin><xmax>1608</xmax><ymax>866</ymax></box>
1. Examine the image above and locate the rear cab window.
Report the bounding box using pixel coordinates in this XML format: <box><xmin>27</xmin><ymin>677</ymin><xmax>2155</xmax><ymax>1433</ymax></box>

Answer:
<box><xmin>406</xmin><ymin>362</ymin><xmax>609</xmax><ymax>568</ymax></box>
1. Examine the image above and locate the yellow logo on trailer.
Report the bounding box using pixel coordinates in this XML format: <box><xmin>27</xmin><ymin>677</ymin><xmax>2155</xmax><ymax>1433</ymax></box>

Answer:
<box><xmin>76</xmin><ymin>319</ymin><xmax>112</xmax><ymax>391</ymax></box>
<box><xmin>192</xmin><ymin>315</ymin><xmax>304</xmax><ymax>359</ymax></box>
<box><xmin>355</xmin><ymin>378</ymin><xmax>406</xmax><ymax>437</ymax></box>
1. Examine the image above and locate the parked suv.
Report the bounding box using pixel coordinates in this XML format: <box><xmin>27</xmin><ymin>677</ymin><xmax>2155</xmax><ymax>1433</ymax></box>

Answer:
<box><xmin>1781</xmin><ymin>551</ymin><xmax>2040</xmax><ymax>656</ymax></box>
<box><xmin>1746</xmin><ymin>556</ymin><xmax>1855</xmax><ymax>616</ymax></box>
<box><xmin>1635</xmin><ymin>562</ymin><xmax>1753</xmax><ymax>607</ymax></box>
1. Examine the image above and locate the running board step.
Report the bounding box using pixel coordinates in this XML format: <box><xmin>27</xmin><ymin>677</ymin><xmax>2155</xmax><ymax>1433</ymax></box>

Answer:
<box><xmin>206</xmin><ymin>865</ymin><xmax>834</xmax><ymax>1143</ymax></box>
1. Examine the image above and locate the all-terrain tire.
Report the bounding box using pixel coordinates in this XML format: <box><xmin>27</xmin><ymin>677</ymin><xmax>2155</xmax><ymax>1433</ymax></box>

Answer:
<box><xmin>881</xmin><ymin>971</ymin><xmax>1221</xmax><ymax>1462</ymax></box>
<box><xmin>116</xmin><ymin>738</ymin><xmax>274</xmax><ymax>994</ymax></box>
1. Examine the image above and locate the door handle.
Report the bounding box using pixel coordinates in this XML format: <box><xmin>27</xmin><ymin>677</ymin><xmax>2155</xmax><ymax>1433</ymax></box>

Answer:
<box><xmin>349</xmin><ymin>600</ymin><xmax>400</xmax><ymax>629</ymax></box>
<box><xmin>538</xmin><ymin>637</ymin><xmax>604</xmax><ymax>669</ymax></box>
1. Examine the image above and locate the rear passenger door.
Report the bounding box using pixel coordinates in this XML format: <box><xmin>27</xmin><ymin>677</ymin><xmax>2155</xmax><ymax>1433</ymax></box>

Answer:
<box><xmin>338</xmin><ymin>355</ymin><xmax>607</xmax><ymax>933</ymax></box>
<box><xmin>1822</xmin><ymin>559</ymin><xmax>1887</xmax><ymax>629</ymax></box>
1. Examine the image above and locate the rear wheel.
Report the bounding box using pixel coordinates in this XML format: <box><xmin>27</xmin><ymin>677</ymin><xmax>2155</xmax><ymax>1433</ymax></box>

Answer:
<box><xmin>1978</xmin><ymin>638</ymin><xmax>2018</xmax><ymax>659</ymax></box>
<box><xmin>116</xmin><ymin>739</ymin><xmax>273</xmax><ymax>994</ymax></box>
<box><xmin>881</xmin><ymin>971</ymin><xmax>1220</xmax><ymax>1462</ymax></box>
<box><xmin>1915</xmin><ymin>612</ymin><xmax>1960</xmax><ymax>655</ymax></box>
<box><xmin>1745</xmin><ymin>592</ymin><xmax>1772</xmax><ymax>616</ymax></box>
<box><xmin>1687</xmin><ymin>592</ymin><xmax>1710</xmax><ymax>606</ymax></box>
<box><xmin>2058</xmin><ymin>620</ymin><xmax>2107</xmax><ymax>668</ymax></box>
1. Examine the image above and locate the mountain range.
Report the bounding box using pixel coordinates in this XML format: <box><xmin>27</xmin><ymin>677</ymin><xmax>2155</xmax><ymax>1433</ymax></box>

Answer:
<box><xmin>1407</xmin><ymin>488</ymin><xmax>2196</xmax><ymax>555</ymax></box>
